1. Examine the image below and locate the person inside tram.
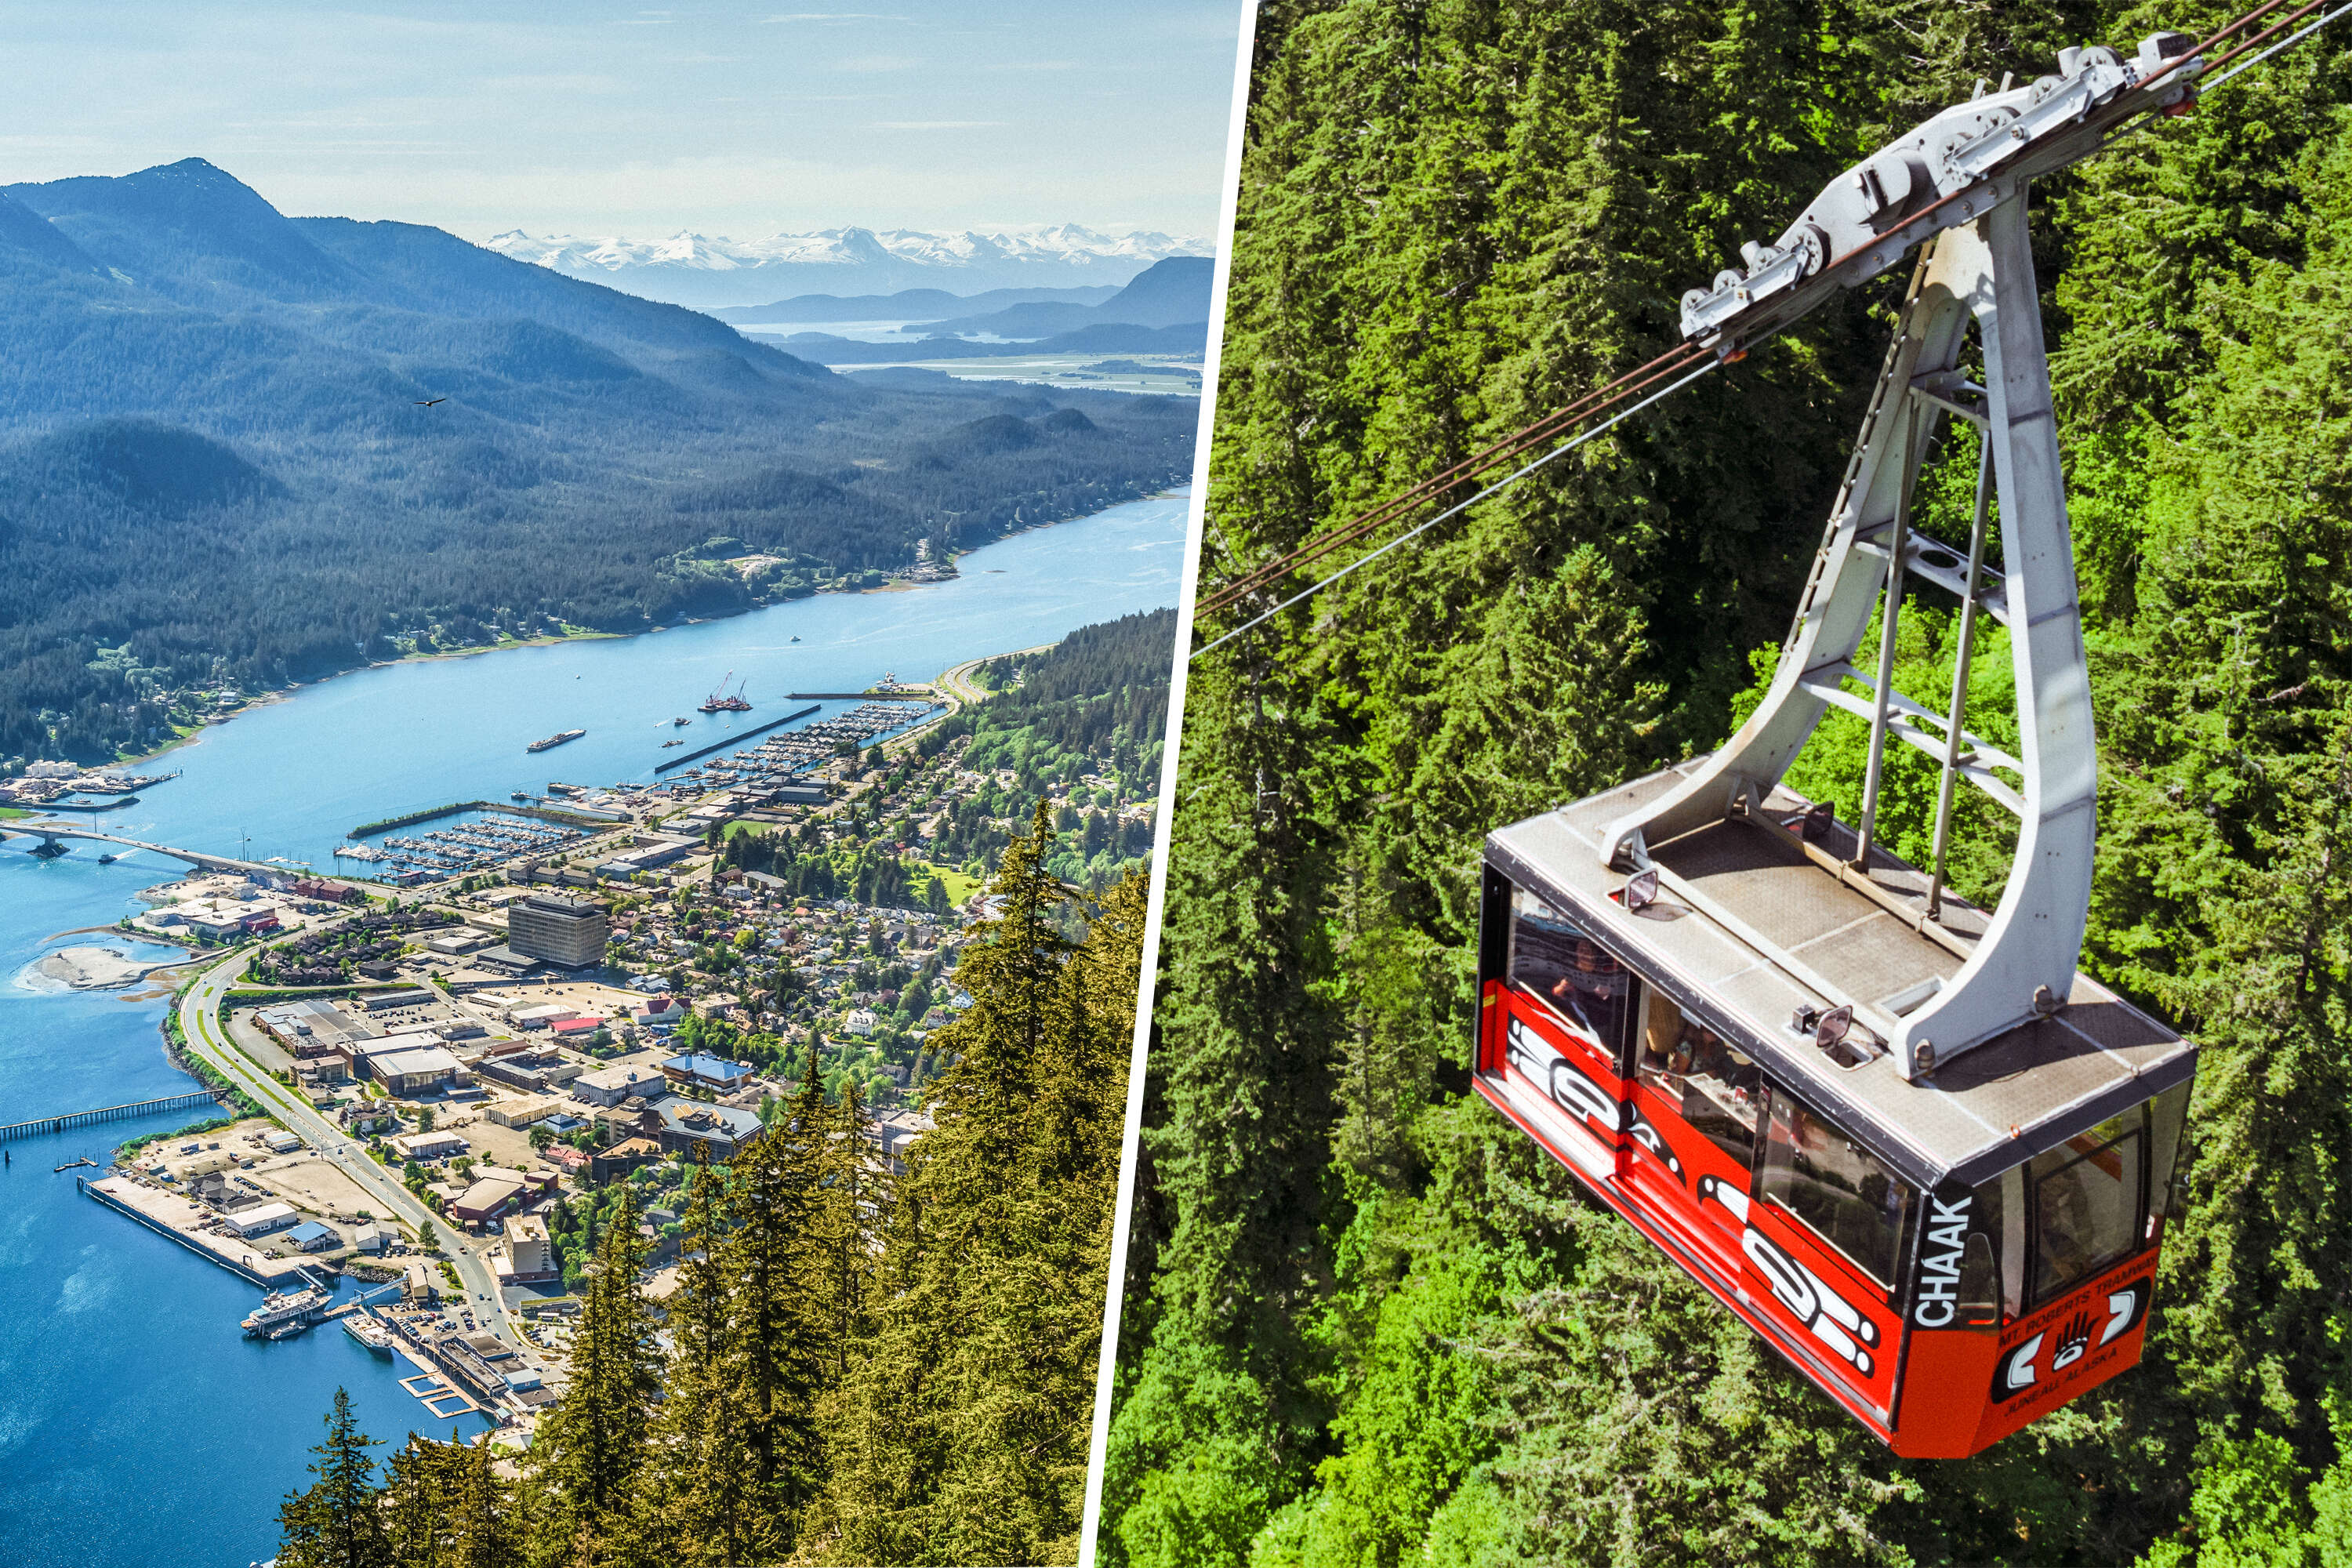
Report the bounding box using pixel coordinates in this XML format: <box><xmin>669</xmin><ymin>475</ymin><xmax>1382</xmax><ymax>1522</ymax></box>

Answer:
<box><xmin>1635</xmin><ymin>1007</ymin><xmax>1762</xmax><ymax>1161</ymax></box>
<box><xmin>1546</xmin><ymin>934</ymin><xmax>1628</xmax><ymax>1037</ymax></box>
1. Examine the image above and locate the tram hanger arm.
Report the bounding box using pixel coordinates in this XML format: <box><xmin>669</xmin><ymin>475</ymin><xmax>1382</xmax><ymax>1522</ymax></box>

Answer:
<box><xmin>1679</xmin><ymin>31</ymin><xmax>2205</xmax><ymax>361</ymax></box>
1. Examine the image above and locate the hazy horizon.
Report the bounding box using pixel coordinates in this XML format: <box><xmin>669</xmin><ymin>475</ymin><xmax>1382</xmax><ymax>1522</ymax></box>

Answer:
<box><xmin>0</xmin><ymin>1</ymin><xmax>1243</xmax><ymax>242</ymax></box>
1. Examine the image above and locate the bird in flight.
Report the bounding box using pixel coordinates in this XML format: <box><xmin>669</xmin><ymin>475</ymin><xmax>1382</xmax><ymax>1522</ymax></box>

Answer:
<box><xmin>415</xmin><ymin>397</ymin><xmax>446</xmax><ymax>406</ymax></box>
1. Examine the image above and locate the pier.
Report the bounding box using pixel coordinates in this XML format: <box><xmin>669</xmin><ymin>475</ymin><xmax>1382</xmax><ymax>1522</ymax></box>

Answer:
<box><xmin>783</xmin><ymin>691</ymin><xmax>932</xmax><ymax>700</ymax></box>
<box><xmin>348</xmin><ymin>798</ymin><xmax>617</xmax><ymax>838</ymax></box>
<box><xmin>655</xmin><ymin>702</ymin><xmax>823</xmax><ymax>774</ymax></box>
<box><xmin>78</xmin><ymin>1174</ymin><xmax>310</xmax><ymax>1287</ymax></box>
<box><xmin>0</xmin><ymin>1088</ymin><xmax>228</xmax><ymax>1143</ymax></box>
<box><xmin>382</xmin><ymin>1308</ymin><xmax>514</xmax><ymax>1417</ymax></box>
<box><xmin>33</xmin><ymin>795</ymin><xmax>141</xmax><ymax>813</ymax></box>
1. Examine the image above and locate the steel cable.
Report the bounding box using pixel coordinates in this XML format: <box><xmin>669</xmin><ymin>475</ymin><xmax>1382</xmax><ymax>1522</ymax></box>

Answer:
<box><xmin>1189</xmin><ymin>0</ymin><xmax>2350</xmax><ymax>658</ymax></box>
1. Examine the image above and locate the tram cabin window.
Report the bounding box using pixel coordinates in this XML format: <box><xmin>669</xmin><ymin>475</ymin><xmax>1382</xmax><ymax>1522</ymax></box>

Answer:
<box><xmin>1636</xmin><ymin>992</ymin><xmax>1761</xmax><ymax>1167</ymax></box>
<box><xmin>1507</xmin><ymin>887</ymin><xmax>1635</xmax><ymax>1053</ymax></box>
<box><xmin>2028</xmin><ymin>1114</ymin><xmax>2143</xmax><ymax>1305</ymax></box>
<box><xmin>1759</xmin><ymin>1092</ymin><xmax>1912</xmax><ymax>1289</ymax></box>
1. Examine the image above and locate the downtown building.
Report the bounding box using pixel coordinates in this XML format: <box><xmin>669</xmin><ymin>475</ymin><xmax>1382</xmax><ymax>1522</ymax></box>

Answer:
<box><xmin>507</xmin><ymin>894</ymin><xmax>608</xmax><ymax>969</ymax></box>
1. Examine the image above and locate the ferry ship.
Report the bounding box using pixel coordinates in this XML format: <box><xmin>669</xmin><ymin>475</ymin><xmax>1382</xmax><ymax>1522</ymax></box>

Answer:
<box><xmin>243</xmin><ymin>1283</ymin><xmax>331</xmax><ymax>1337</ymax></box>
<box><xmin>342</xmin><ymin>1312</ymin><xmax>394</xmax><ymax>1356</ymax></box>
<box><xmin>526</xmin><ymin>728</ymin><xmax>586</xmax><ymax>753</ymax></box>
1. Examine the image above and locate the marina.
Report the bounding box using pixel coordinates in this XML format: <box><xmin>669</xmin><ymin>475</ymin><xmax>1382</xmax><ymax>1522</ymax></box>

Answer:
<box><xmin>0</xmin><ymin>488</ymin><xmax>1181</xmax><ymax>1567</ymax></box>
<box><xmin>652</xmin><ymin>701</ymin><xmax>823</xmax><ymax>771</ymax></box>
<box><xmin>655</xmin><ymin>699</ymin><xmax>939</xmax><ymax>787</ymax></box>
<box><xmin>354</xmin><ymin>811</ymin><xmax>590</xmax><ymax>880</ymax></box>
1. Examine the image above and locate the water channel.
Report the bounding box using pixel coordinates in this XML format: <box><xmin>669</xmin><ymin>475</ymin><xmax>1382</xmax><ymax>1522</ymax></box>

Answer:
<box><xmin>0</xmin><ymin>488</ymin><xmax>1185</xmax><ymax>1566</ymax></box>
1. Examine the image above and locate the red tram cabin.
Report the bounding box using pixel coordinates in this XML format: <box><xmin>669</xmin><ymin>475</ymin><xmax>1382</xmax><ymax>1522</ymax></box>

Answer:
<box><xmin>1473</xmin><ymin>766</ymin><xmax>2194</xmax><ymax>1457</ymax></box>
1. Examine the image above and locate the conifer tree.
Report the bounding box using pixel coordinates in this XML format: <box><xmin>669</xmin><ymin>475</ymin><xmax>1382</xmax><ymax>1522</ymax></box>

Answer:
<box><xmin>532</xmin><ymin>1189</ymin><xmax>658</xmax><ymax>1562</ymax></box>
<box><xmin>443</xmin><ymin>1438</ymin><xmax>522</xmax><ymax>1568</ymax></box>
<box><xmin>642</xmin><ymin>1154</ymin><xmax>763</xmax><ymax>1568</ymax></box>
<box><xmin>274</xmin><ymin>1386</ymin><xmax>390</xmax><ymax>1568</ymax></box>
<box><xmin>805</xmin><ymin>818</ymin><xmax>1138</xmax><ymax>1565</ymax></box>
<box><xmin>723</xmin><ymin>1044</ymin><xmax>833</xmax><ymax>1549</ymax></box>
<box><xmin>380</xmin><ymin>1434</ymin><xmax>469</xmax><ymax>1568</ymax></box>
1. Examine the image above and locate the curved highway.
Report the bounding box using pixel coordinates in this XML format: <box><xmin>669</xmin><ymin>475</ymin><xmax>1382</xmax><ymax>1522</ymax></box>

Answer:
<box><xmin>174</xmin><ymin>951</ymin><xmax>525</xmax><ymax>1353</ymax></box>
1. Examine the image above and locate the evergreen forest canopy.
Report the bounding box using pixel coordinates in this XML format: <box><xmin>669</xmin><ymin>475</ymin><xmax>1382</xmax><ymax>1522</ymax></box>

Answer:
<box><xmin>1109</xmin><ymin>2</ymin><xmax>2352</xmax><ymax>1566</ymax></box>
<box><xmin>0</xmin><ymin>158</ymin><xmax>1195</xmax><ymax>765</ymax></box>
<box><xmin>278</xmin><ymin>808</ymin><xmax>1142</xmax><ymax>1568</ymax></box>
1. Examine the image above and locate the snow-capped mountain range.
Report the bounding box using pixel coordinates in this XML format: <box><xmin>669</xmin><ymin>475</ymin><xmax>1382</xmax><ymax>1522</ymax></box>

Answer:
<box><xmin>481</xmin><ymin>223</ymin><xmax>1207</xmax><ymax>310</ymax></box>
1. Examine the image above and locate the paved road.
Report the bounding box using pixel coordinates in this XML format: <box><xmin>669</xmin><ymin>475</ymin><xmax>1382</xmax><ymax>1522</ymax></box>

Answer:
<box><xmin>174</xmin><ymin>951</ymin><xmax>527</xmax><ymax>1353</ymax></box>
<box><xmin>932</xmin><ymin>644</ymin><xmax>1049</xmax><ymax>707</ymax></box>
<box><xmin>10</xmin><ymin>821</ymin><xmax>282</xmax><ymax>877</ymax></box>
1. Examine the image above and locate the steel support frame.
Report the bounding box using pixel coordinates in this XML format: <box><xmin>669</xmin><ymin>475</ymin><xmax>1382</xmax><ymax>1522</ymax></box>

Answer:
<box><xmin>1602</xmin><ymin>187</ymin><xmax>2096</xmax><ymax>1082</ymax></box>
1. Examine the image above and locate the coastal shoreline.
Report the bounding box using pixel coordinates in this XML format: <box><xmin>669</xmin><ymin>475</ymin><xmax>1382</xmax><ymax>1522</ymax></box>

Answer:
<box><xmin>100</xmin><ymin>488</ymin><xmax>1185</xmax><ymax>772</ymax></box>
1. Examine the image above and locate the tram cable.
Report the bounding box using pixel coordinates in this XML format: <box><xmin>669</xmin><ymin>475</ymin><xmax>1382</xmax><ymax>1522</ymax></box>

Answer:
<box><xmin>1192</xmin><ymin>355</ymin><xmax>1722</xmax><ymax>657</ymax></box>
<box><xmin>1189</xmin><ymin>0</ymin><xmax>2351</xmax><ymax>659</ymax></box>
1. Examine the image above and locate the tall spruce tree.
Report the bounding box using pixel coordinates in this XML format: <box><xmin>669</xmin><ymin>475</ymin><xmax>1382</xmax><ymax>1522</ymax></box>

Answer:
<box><xmin>642</xmin><ymin>1154</ymin><xmax>763</xmax><ymax>1568</ymax></box>
<box><xmin>381</xmin><ymin>1436</ymin><xmax>448</xmax><ymax>1568</ymax></box>
<box><xmin>804</xmin><ymin>818</ymin><xmax>1142</xmax><ymax>1566</ymax></box>
<box><xmin>275</xmin><ymin>1386</ymin><xmax>391</xmax><ymax>1568</ymax></box>
<box><xmin>445</xmin><ymin>1439</ymin><xmax>524</xmax><ymax>1568</ymax></box>
<box><xmin>723</xmin><ymin>1044</ymin><xmax>833</xmax><ymax>1550</ymax></box>
<box><xmin>532</xmin><ymin>1189</ymin><xmax>659</xmax><ymax>1564</ymax></box>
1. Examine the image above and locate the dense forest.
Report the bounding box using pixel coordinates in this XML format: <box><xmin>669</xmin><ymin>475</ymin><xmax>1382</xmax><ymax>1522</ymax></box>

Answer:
<box><xmin>277</xmin><ymin>810</ymin><xmax>1142</xmax><ymax>1567</ymax></box>
<box><xmin>1108</xmin><ymin>3</ymin><xmax>2352</xmax><ymax>1566</ymax></box>
<box><xmin>0</xmin><ymin>159</ymin><xmax>1195</xmax><ymax>765</ymax></box>
<box><xmin>920</xmin><ymin>606</ymin><xmax>1176</xmax><ymax>889</ymax></box>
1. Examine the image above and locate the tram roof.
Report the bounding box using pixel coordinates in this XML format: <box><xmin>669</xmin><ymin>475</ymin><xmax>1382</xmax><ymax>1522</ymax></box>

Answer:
<box><xmin>1485</xmin><ymin>760</ymin><xmax>2195</xmax><ymax>1191</ymax></box>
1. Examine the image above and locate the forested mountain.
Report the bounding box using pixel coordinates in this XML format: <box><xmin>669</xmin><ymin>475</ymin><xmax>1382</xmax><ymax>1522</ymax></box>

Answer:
<box><xmin>920</xmin><ymin>607</ymin><xmax>1177</xmax><ymax>889</ymax></box>
<box><xmin>277</xmin><ymin>812</ymin><xmax>1141</xmax><ymax>1567</ymax></box>
<box><xmin>899</xmin><ymin>257</ymin><xmax>1217</xmax><ymax>339</ymax></box>
<box><xmin>1109</xmin><ymin>4</ymin><xmax>2352</xmax><ymax>1567</ymax></box>
<box><xmin>0</xmin><ymin>159</ymin><xmax>1196</xmax><ymax>766</ymax></box>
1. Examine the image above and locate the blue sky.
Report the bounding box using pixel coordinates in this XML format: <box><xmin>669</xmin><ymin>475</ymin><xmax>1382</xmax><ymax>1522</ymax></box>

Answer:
<box><xmin>0</xmin><ymin>2</ymin><xmax>1243</xmax><ymax>239</ymax></box>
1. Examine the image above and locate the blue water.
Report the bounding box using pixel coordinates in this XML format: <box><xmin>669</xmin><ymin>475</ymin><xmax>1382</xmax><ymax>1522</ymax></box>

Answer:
<box><xmin>0</xmin><ymin>489</ymin><xmax>1185</xmax><ymax>1567</ymax></box>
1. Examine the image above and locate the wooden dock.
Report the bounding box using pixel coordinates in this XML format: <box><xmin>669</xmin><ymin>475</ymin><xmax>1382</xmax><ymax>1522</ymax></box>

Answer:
<box><xmin>1</xmin><ymin>1089</ymin><xmax>227</xmax><ymax>1143</ymax></box>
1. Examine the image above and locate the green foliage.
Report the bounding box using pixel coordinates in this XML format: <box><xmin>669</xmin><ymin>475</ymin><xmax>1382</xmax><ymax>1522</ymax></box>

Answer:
<box><xmin>0</xmin><ymin>163</ymin><xmax>1195</xmax><ymax>763</ymax></box>
<box><xmin>281</xmin><ymin>810</ymin><xmax>1139</xmax><ymax>1566</ymax></box>
<box><xmin>273</xmin><ymin>1387</ymin><xmax>390</xmax><ymax>1568</ymax></box>
<box><xmin>530</xmin><ymin>1189</ymin><xmax>659</xmax><ymax>1555</ymax></box>
<box><xmin>1112</xmin><ymin>5</ymin><xmax>2352</xmax><ymax>1567</ymax></box>
<box><xmin>802</xmin><ymin>811</ymin><xmax>1143</xmax><ymax>1564</ymax></box>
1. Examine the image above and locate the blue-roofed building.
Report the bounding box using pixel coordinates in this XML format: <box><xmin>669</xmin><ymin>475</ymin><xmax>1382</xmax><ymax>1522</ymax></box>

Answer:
<box><xmin>661</xmin><ymin>1052</ymin><xmax>753</xmax><ymax>1092</ymax></box>
<box><xmin>285</xmin><ymin>1219</ymin><xmax>339</xmax><ymax>1253</ymax></box>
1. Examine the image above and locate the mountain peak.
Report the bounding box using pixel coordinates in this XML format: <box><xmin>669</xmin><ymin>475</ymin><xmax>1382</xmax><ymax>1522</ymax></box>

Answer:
<box><xmin>4</xmin><ymin>158</ymin><xmax>350</xmax><ymax>303</ymax></box>
<box><xmin>478</xmin><ymin>221</ymin><xmax>1212</xmax><ymax>310</ymax></box>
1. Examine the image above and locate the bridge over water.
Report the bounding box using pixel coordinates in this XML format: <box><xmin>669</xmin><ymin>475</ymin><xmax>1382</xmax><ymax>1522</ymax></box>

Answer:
<box><xmin>3</xmin><ymin>821</ymin><xmax>283</xmax><ymax>877</ymax></box>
